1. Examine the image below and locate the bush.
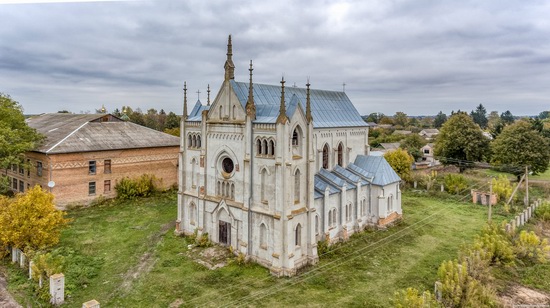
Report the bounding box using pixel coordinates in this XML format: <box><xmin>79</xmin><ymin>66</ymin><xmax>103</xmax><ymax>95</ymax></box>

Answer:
<box><xmin>535</xmin><ymin>202</ymin><xmax>550</xmax><ymax>222</ymax></box>
<box><xmin>115</xmin><ymin>174</ymin><xmax>158</xmax><ymax>200</ymax></box>
<box><xmin>491</xmin><ymin>175</ymin><xmax>513</xmax><ymax>203</ymax></box>
<box><xmin>469</xmin><ymin>223</ymin><xmax>515</xmax><ymax>266</ymax></box>
<box><xmin>444</xmin><ymin>174</ymin><xmax>468</xmax><ymax>194</ymax></box>
<box><xmin>514</xmin><ymin>230</ymin><xmax>550</xmax><ymax>264</ymax></box>
<box><xmin>392</xmin><ymin>288</ymin><xmax>440</xmax><ymax>308</ymax></box>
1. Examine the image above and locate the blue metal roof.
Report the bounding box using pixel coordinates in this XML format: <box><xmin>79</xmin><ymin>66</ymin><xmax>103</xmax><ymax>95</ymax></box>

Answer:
<box><xmin>332</xmin><ymin>165</ymin><xmax>369</xmax><ymax>186</ymax></box>
<box><xmin>187</xmin><ymin>100</ymin><xmax>210</xmax><ymax>122</ymax></box>
<box><xmin>318</xmin><ymin>168</ymin><xmax>356</xmax><ymax>189</ymax></box>
<box><xmin>353</xmin><ymin>155</ymin><xmax>401</xmax><ymax>186</ymax></box>
<box><xmin>314</xmin><ymin>175</ymin><xmax>341</xmax><ymax>197</ymax></box>
<box><xmin>231</xmin><ymin>80</ymin><xmax>367</xmax><ymax>128</ymax></box>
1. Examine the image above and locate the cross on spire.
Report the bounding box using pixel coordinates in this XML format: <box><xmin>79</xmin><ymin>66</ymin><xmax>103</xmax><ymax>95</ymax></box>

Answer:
<box><xmin>342</xmin><ymin>82</ymin><xmax>346</xmax><ymax>92</ymax></box>
<box><xmin>196</xmin><ymin>89</ymin><xmax>201</xmax><ymax>101</ymax></box>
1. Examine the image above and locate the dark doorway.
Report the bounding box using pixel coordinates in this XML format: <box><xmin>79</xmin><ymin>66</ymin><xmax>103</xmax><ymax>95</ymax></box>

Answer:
<box><xmin>219</xmin><ymin>221</ymin><xmax>230</xmax><ymax>246</ymax></box>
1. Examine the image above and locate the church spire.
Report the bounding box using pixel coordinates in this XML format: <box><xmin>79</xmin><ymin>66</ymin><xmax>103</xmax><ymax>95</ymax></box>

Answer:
<box><xmin>306</xmin><ymin>79</ymin><xmax>313</xmax><ymax>123</ymax></box>
<box><xmin>245</xmin><ymin>60</ymin><xmax>256</xmax><ymax>119</ymax></box>
<box><xmin>224</xmin><ymin>35</ymin><xmax>235</xmax><ymax>81</ymax></box>
<box><xmin>276</xmin><ymin>76</ymin><xmax>288</xmax><ymax>124</ymax></box>
<box><xmin>207</xmin><ymin>84</ymin><xmax>211</xmax><ymax>106</ymax></box>
<box><xmin>183</xmin><ymin>82</ymin><xmax>188</xmax><ymax>120</ymax></box>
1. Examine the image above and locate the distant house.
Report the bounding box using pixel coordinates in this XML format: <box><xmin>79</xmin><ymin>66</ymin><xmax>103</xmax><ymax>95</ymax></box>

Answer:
<box><xmin>415</xmin><ymin>143</ymin><xmax>439</xmax><ymax>168</ymax></box>
<box><xmin>393</xmin><ymin>130</ymin><xmax>412</xmax><ymax>136</ymax></box>
<box><xmin>379</xmin><ymin>142</ymin><xmax>401</xmax><ymax>152</ymax></box>
<box><xmin>366</xmin><ymin>122</ymin><xmax>378</xmax><ymax>128</ymax></box>
<box><xmin>418</xmin><ymin>129</ymin><xmax>439</xmax><ymax>140</ymax></box>
<box><xmin>6</xmin><ymin>113</ymin><xmax>180</xmax><ymax>207</ymax></box>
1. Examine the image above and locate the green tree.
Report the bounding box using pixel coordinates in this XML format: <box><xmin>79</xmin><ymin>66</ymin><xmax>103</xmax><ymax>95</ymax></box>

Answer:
<box><xmin>400</xmin><ymin>134</ymin><xmax>427</xmax><ymax>161</ymax></box>
<box><xmin>0</xmin><ymin>94</ymin><xmax>44</xmax><ymax>193</ymax></box>
<box><xmin>491</xmin><ymin>120</ymin><xmax>550</xmax><ymax>176</ymax></box>
<box><xmin>433</xmin><ymin>111</ymin><xmax>447</xmax><ymax>128</ymax></box>
<box><xmin>0</xmin><ymin>186</ymin><xmax>69</xmax><ymax>253</ymax></box>
<box><xmin>470</xmin><ymin>104</ymin><xmax>488</xmax><ymax>129</ymax></box>
<box><xmin>384</xmin><ymin>148</ymin><xmax>413</xmax><ymax>182</ymax></box>
<box><xmin>365</xmin><ymin>112</ymin><xmax>384</xmax><ymax>124</ymax></box>
<box><xmin>539</xmin><ymin>110</ymin><xmax>550</xmax><ymax>120</ymax></box>
<box><xmin>165</xmin><ymin>111</ymin><xmax>180</xmax><ymax>129</ymax></box>
<box><xmin>393</xmin><ymin>111</ymin><xmax>409</xmax><ymax>127</ymax></box>
<box><xmin>434</xmin><ymin>113</ymin><xmax>489</xmax><ymax>172</ymax></box>
<box><xmin>500</xmin><ymin>110</ymin><xmax>514</xmax><ymax>125</ymax></box>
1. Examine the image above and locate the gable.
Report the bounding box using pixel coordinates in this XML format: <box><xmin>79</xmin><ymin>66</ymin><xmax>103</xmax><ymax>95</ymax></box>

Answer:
<box><xmin>206</xmin><ymin>81</ymin><xmax>246</xmax><ymax>122</ymax></box>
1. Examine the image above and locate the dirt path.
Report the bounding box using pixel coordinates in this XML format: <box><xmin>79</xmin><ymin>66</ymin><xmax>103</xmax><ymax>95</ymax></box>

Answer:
<box><xmin>0</xmin><ymin>271</ymin><xmax>22</xmax><ymax>308</ymax></box>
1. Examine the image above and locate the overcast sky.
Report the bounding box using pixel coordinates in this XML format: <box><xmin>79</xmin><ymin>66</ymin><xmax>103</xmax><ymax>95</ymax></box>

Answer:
<box><xmin>1</xmin><ymin>0</ymin><xmax>550</xmax><ymax>116</ymax></box>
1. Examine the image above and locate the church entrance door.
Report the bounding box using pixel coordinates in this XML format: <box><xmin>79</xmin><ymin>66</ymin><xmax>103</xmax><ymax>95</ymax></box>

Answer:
<box><xmin>219</xmin><ymin>221</ymin><xmax>230</xmax><ymax>246</ymax></box>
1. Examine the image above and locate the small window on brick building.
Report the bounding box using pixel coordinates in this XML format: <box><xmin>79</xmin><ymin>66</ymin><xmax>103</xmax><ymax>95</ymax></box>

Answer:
<box><xmin>104</xmin><ymin>159</ymin><xmax>111</xmax><ymax>174</ymax></box>
<box><xmin>12</xmin><ymin>178</ymin><xmax>17</xmax><ymax>190</ymax></box>
<box><xmin>104</xmin><ymin>180</ymin><xmax>111</xmax><ymax>193</ymax></box>
<box><xmin>19</xmin><ymin>165</ymin><xmax>24</xmax><ymax>175</ymax></box>
<box><xmin>11</xmin><ymin>164</ymin><xmax>17</xmax><ymax>172</ymax></box>
<box><xmin>27</xmin><ymin>183</ymin><xmax>30</xmax><ymax>190</ymax></box>
<box><xmin>37</xmin><ymin>161</ymin><xmax>43</xmax><ymax>177</ymax></box>
<box><xmin>89</xmin><ymin>161</ymin><xmax>96</xmax><ymax>175</ymax></box>
<box><xmin>27</xmin><ymin>159</ymin><xmax>30</xmax><ymax>177</ymax></box>
<box><xmin>89</xmin><ymin>182</ymin><xmax>96</xmax><ymax>195</ymax></box>
<box><xmin>19</xmin><ymin>180</ymin><xmax>24</xmax><ymax>192</ymax></box>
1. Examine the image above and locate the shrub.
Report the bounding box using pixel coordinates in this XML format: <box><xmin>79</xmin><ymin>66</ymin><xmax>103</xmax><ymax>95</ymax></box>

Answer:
<box><xmin>469</xmin><ymin>223</ymin><xmax>515</xmax><ymax>266</ymax></box>
<box><xmin>535</xmin><ymin>202</ymin><xmax>550</xmax><ymax>222</ymax></box>
<box><xmin>491</xmin><ymin>175</ymin><xmax>513</xmax><ymax>203</ymax></box>
<box><xmin>514</xmin><ymin>230</ymin><xmax>550</xmax><ymax>264</ymax></box>
<box><xmin>444</xmin><ymin>174</ymin><xmax>468</xmax><ymax>194</ymax></box>
<box><xmin>392</xmin><ymin>288</ymin><xmax>440</xmax><ymax>308</ymax></box>
<box><xmin>115</xmin><ymin>174</ymin><xmax>158</xmax><ymax>200</ymax></box>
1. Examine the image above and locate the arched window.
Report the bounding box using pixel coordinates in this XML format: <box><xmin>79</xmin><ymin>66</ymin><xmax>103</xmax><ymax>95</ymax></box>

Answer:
<box><xmin>232</xmin><ymin>105</ymin><xmax>236</xmax><ymax>120</ymax></box>
<box><xmin>295</xmin><ymin>224</ymin><xmax>302</xmax><ymax>246</ymax></box>
<box><xmin>315</xmin><ymin>215</ymin><xmax>319</xmax><ymax>236</ymax></box>
<box><xmin>188</xmin><ymin>134</ymin><xmax>192</xmax><ymax>148</ymax></box>
<box><xmin>219</xmin><ymin>105</ymin><xmax>223</xmax><ymax>118</ymax></box>
<box><xmin>191</xmin><ymin>159</ymin><xmax>196</xmax><ymax>187</ymax></box>
<box><xmin>337</xmin><ymin>142</ymin><xmax>344</xmax><ymax>167</ymax></box>
<box><xmin>294</xmin><ymin>169</ymin><xmax>301</xmax><ymax>203</ymax></box>
<box><xmin>260</xmin><ymin>223</ymin><xmax>267</xmax><ymax>248</ymax></box>
<box><xmin>230</xmin><ymin>183</ymin><xmax>235</xmax><ymax>200</ymax></box>
<box><xmin>362</xmin><ymin>198</ymin><xmax>367</xmax><ymax>217</ymax></box>
<box><xmin>217</xmin><ymin>180</ymin><xmax>221</xmax><ymax>196</ymax></box>
<box><xmin>269</xmin><ymin>140</ymin><xmax>275</xmax><ymax>156</ymax></box>
<box><xmin>262</xmin><ymin>139</ymin><xmax>268</xmax><ymax>155</ymax></box>
<box><xmin>197</xmin><ymin>135</ymin><xmax>201</xmax><ymax>148</ymax></box>
<box><xmin>261</xmin><ymin>169</ymin><xmax>267</xmax><ymax>202</ymax></box>
<box><xmin>322</xmin><ymin>144</ymin><xmax>329</xmax><ymax>169</ymax></box>
<box><xmin>257</xmin><ymin>139</ymin><xmax>262</xmax><ymax>155</ymax></box>
<box><xmin>292</xmin><ymin>129</ymin><xmax>299</xmax><ymax>146</ymax></box>
<box><xmin>332</xmin><ymin>208</ymin><xmax>337</xmax><ymax>227</ymax></box>
<box><xmin>388</xmin><ymin>195</ymin><xmax>393</xmax><ymax>212</ymax></box>
<box><xmin>192</xmin><ymin>135</ymin><xmax>197</xmax><ymax>148</ymax></box>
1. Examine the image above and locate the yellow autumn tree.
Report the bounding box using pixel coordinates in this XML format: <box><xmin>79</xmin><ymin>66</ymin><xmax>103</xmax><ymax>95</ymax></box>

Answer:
<box><xmin>384</xmin><ymin>148</ymin><xmax>414</xmax><ymax>182</ymax></box>
<box><xmin>0</xmin><ymin>185</ymin><xmax>69</xmax><ymax>253</ymax></box>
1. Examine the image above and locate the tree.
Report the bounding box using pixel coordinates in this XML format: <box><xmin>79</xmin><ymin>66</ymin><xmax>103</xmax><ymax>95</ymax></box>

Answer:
<box><xmin>165</xmin><ymin>111</ymin><xmax>180</xmax><ymax>129</ymax></box>
<box><xmin>491</xmin><ymin>120</ymin><xmax>550</xmax><ymax>176</ymax></box>
<box><xmin>470</xmin><ymin>104</ymin><xmax>488</xmax><ymax>129</ymax></box>
<box><xmin>365</xmin><ymin>112</ymin><xmax>384</xmax><ymax>124</ymax></box>
<box><xmin>0</xmin><ymin>186</ymin><xmax>69</xmax><ymax>253</ymax></box>
<box><xmin>487</xmin><ymin>111</ymin><xmax>500</xmax><ymax>129</ymax></box>
<box><xmin>400</xmin><ymin>134</ymin><xmax>427</xmax><ymax>161</ymax></box>
<box><xmin>393</xmin><ymin>111</ymin><xmax>409</xmax><ymax>127</ymax></box>
<box><xmin>433</xmin><ymin>111</ymin><xmax>447</xmax><ymax>128</ymax></box>
<box><xmin>1</xmin><ymin>93</ymin><xmax>44</xmax><ymax>193</ymax></box>
<box><xmin>384</xmin><ymin>148</ymin><xmax>414</xmax><ymax>182</ymax></box>
<box><xmin>500</xmin><ymin>110</ymin><xmax>514</xmax><ymax>125</ymax></box>
<box><xmin>434</xmin><ymin>112</ymin><xmax>489</xmax><ymax>172</ymax></box>
<box><xmin>539</xmin><ymin>110</ymin><xmax>550</xmax><ymax>120</ymax></box>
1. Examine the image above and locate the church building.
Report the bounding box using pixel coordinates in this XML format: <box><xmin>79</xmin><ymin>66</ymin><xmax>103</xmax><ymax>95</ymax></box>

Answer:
<box><xmin>176</xmin><ymin>36</ymin><xmax>402</xmax><ymax>276</ymax></box>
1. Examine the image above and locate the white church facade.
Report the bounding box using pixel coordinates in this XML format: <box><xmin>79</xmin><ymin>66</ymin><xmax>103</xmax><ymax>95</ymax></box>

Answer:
<box><xmin>176</xmin><ymin>36</ymin><xmax>402</xmax><ymax>276</ymax></box>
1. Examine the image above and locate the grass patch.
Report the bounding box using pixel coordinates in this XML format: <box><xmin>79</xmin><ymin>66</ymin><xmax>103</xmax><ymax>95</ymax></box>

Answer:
<box><xmin>4</xmin><ymin>191</ymin><xmax>504</xmax><ymax>307</ymax></box>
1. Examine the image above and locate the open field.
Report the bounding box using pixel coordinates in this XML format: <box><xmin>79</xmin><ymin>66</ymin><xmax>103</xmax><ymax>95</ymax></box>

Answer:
<box><xmin>4</xmin><ymin>191</ymin><xmax>515</xmax><ymax>307</ymax></box>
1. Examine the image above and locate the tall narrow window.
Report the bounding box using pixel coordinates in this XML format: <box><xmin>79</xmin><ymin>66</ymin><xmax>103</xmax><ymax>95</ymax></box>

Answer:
<box><xmin>262</xmin><ymin>139</ymin><xmax>268</xmax><ymax>155</ymax></box>
<box><xmin>260</xmin><ymin>223</ymin><xmax>267</xmax><ymax>248</ymax></box>
<box><xmin>27</xmin><ymin>159</ymin><xmax>30</xmax><ymax>177</ymax></box>
<box><xmin>191</xmin><ymin>159</ymin><xmax>196</xmax><ymax>188</ymax></box>
<box><xmin>104</xmin><ymin>159</ymin><xmax>111</xmax><ymax>174</ymax></box>
<box><xmin>257</xmin><ymin>139</ymin><xmax>262</xmax><ymax>155</ymax></box>
<box><xmin>192</xmin><ymin>135</ymin><xmax>196</xmax><ymax>148</ymax></box>
<box><xmin>261</xmin><ymin>169</ymin><xmax>267</xmax><ymax>202</ymax></box>
<box><xmin>189</xmin><ymin>202</ymin><xmax>196</xmax><ymax>224</ymax></box>
<box><xmin>188</xmin><ymin>134</ymin><xmax>192</xmax><ymax>148</ymax></box>
<box><xmin>19</xmin><ymin>165</ymin><xmax>24</xmax><ymax>175</ymax></box>
<box><xmin>89</xmin><ymin>161</ymin><xmax>96</xmax><ymax>175</ymax></box>
<box><xmin>322</xmin><ymin>144</ymin><xmax>329</xmax><ymax>169</ymax></box>
<box><xmin>37</xmin><ymin>161</ymin><xmax>43</xmax><ymax>177</ymax></box>
<box><xmin>89</xmin><ymin>182</ymin><xmax>96</xmax><ymax>195</ymax></box>
<box><xmin>295</xmin><ymin>224</ymin><xmax>302</xmax><ymax>246</ymax></box>
<box><xmin>19</xmin><ymin>180</ymin><xmax>24</xmax><ymax>192</ymax></box>
<box><xmin>332</xmin><ymin>209</ymin><xmax>337</xmax><ymax>227</ymax></box>
<box><xmin>315</xmin><ymin>215</ymin><xmax>319</xmax><ymax>236</ymax></box>
<box><xmin>294</xmin><ymin>169</ymin><xmax>301</xmax><ymax>203</ymax></box>
<box><xmin>232</xmin><ymin>105</ymin><xmax>236</xmax><ymax>120</ymax></box>
<box><xmin>104</xmin><ymin>180</ymin><xmax>111</xmax><ymax>193</ymax></box>
<box><xmin>230</xmin><ymin>183</ymin><xmax>235</xmax><ymax>200</ymax></box>
<box><xmin>292</xmin><ymin>129</ymin><xmax>299</xmax><ymax>146</ymax></box>
<box><xmin>197</xmin><ymin>135</ymin><xmax>201</xmax><ymax>148</ymax></box>
<box><xmin>337</xmin><ymin>143</ymin><xmax>343</xmax><ymax>167</ymax></box>
<box><xmin>12</xmin><ymin>178</ymin><xmax>17</xmax><ymax>190</ymax></box>
<box><xmin>219</xmin><ymin>106</ymin><xmax>223</xmax><ymax>118</ymax></box>
<box><xmin>269</xmin><ymin>140</ymin><xmax>275</xmax><ymax>156</ymax></box>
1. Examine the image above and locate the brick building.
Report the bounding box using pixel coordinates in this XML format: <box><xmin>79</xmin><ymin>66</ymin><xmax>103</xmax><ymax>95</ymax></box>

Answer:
<box><xmin>6</xmin><ymin>113</ymin><xmax>179</xmax><ymax>207</ymax></box>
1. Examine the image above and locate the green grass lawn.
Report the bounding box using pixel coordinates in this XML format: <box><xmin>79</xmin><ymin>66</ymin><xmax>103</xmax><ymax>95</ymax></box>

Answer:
<box><xmin>6</xmin><ymin>191</ymin><xmax>500</xmax><ymax>307</ymax></box>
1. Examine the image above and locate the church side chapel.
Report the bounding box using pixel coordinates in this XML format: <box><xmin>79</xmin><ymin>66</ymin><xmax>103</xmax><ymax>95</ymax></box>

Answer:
<box><xmin>176</xmin><ymin>35</ymin><xmax>402</xmax><ymax>276</ymax></box>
